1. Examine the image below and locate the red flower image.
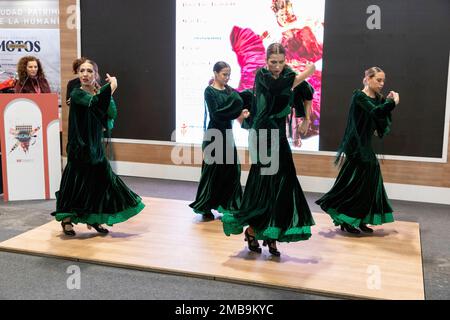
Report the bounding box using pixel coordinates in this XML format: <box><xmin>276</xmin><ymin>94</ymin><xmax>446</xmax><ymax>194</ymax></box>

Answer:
<box><xmin>230</xmin><ymin>0</ymin><xmax>324</xmax><ymax>146</ymax></box>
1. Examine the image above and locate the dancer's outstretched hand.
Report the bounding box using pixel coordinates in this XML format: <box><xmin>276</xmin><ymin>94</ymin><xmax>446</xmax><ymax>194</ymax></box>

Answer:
<box><xmin>106</xmin><ymin>73</ymin><xmax>118</xmax><ymax>93</ymax></box>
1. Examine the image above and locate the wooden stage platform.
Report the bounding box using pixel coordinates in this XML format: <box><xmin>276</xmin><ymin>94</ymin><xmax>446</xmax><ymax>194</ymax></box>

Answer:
<box><xmin>0</xmin><ymin>197</ymin><xmax>424</xmax><ymax>299</ymax></box>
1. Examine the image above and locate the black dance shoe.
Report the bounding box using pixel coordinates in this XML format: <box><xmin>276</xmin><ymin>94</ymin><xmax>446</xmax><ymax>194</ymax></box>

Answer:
<box><xmin>202</xmin><ymin>212</ymin><xmax>215</xmax><ymax>220</ymax></box>
<box><xmin>263</xmin><ymin>239</ymin><xmax>281</xmax><ymax>257</ymax></box>
<box><xmin>340</xmin><ymin>223</ymin><xmax>361</xmax><ymax>234</ymax></box>
<box><xmin>61</xmin><ymin>221</ymin><xmax>76</xmax><ymax>236</ymax></box>
<box><xmin>359</xmin><ymin>223</ymin><xmax>374</xmax><ymax>233</ymax></box>
<box><xmin>244</xmin><ymin>228</ymin><xmax>262</xmax><ymax>253</ymax></box>
<box><xmin>87</xmin><ymin>223</ymin><xmax>109</xmax><ymax>234</ymax></box>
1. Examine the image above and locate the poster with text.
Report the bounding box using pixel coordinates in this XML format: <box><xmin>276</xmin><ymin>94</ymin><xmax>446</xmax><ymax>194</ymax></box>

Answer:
<box><xmin>0</xmin><ymin>0</ymin><xmax>61</xmax><ymax>103</ymax></box>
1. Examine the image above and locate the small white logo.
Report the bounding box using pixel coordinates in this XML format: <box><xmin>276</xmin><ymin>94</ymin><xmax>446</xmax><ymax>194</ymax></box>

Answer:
<box><xmin>66</xmin><ymin>265</ymin><xmax>81</xmax><ymax>290</ymax></box>
<box><xmin>367</xmin><ymin>265</ymin><xmax>382</xmax><ymax>290</ymax></box>
<box><xmin>66</xmin><ymin>4</ymin><xmax>77</xmax><ymax>30</ymax></box>
<box><xmin>366</xmin><ymin>5</ymin><xmax>381</xmax><ymax>30</ymax></box>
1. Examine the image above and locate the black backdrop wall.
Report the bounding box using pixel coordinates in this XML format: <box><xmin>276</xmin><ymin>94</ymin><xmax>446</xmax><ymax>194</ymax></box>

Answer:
<box><xmin>320</xmin><ymin>0</ymin><xmax>449</xmax><ymax>158</ymax></box>
<box><xmin>80</xmin><ymin>0</ymin><xmax>449</xmax><ymax>158</ymax></box>
<box><xmin>80</xmin><ymin>0</ymin><xmax>176</xmax><ymax>141</ymax></box>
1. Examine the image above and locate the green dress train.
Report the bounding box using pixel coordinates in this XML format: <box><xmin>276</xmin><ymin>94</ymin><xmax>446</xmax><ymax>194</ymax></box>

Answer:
<box><xmin>51</xmin><ymin>83</ymin><xmax>145</xmax><ymax>225</ymax></box>
<box><xmin>222</xmin><ymin>67</ymin><xmax>315</xmax><ymax>242</ymax></box>
<box><xmin>189</xmin><ymin>86</ymin><xmax>244</xmax><ymax>215</ymax></box>
<box><xmin>316</xmin><ymin>90</ymin><xmax>396</xmax><ymax>227</ymax></box>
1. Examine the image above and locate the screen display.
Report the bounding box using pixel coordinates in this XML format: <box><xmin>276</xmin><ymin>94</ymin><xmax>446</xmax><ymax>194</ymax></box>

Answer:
<box><xmin>176</xmin><ymin>0</ymin><xmax>325</xmax><ymax>151</ymax></box>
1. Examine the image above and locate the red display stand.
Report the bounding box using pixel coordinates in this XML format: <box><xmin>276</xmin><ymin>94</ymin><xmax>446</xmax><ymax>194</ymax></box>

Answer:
<box><xmin>0</xmin><ymin>93</ymin><xmax>61</xmax><ymax>201</ymax></box>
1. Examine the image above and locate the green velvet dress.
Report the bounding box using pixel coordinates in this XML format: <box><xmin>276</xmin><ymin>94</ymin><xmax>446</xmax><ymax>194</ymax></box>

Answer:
<box><xmin>316</xmin><ymin>90</ymin><xmax>396</xmax><ymax>227</ymax></box>
<box><xmin>222</xmin><ymin>67</ymin><xmax>315</xmax><ymax>242</ymax></box>
<box><xmin>189</xmin><ymin>86</ymin><xmax>244</xmax><ymax>215</ymax></box>
<box><xmin>51</xmin><ymin>83</ymin><xmax>145</xmax><ymax>225</ymax></box>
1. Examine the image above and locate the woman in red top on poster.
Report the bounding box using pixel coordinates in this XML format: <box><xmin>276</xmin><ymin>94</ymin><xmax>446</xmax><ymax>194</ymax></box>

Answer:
<box><xmin>14</xmin><ymin>56</ymin><xmax>51</xmax><ymax>94</ymax></box>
